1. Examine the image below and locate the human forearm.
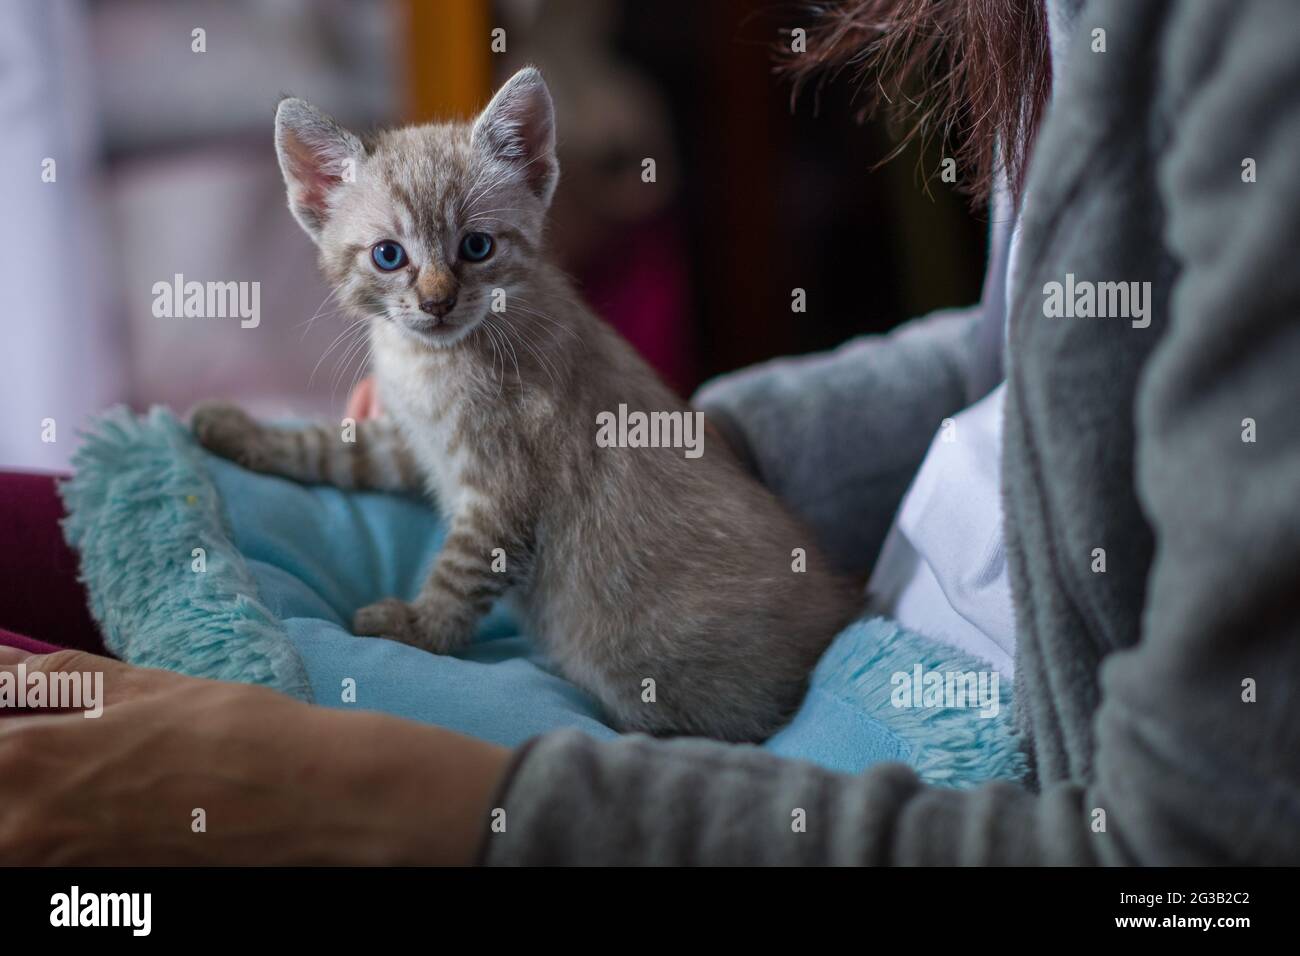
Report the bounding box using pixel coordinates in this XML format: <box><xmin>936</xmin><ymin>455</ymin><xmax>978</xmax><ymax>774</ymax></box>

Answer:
<box><xmin>480</xmin><ymin>728</ymin><xmax>1101</xmax><ymax>866</ymax></box>
<box><xmin>693</xmin><ymin>307</ymin><xmax>985</xmax><ymax>575</ymax></box>
<box><xmin>290</xmin><ymin>706</ymin><xmax>511</xmax><ymax>865</ymax></box>
<box><xmin>0</xmin><ymin>648</ymin><xmax>510</xmax><ymax>865</ymax></box>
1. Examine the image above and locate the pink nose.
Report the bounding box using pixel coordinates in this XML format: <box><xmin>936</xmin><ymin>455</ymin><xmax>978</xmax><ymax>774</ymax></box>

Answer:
<box><xmin>419</xmin><ymin>295</ymin><xmax>456</xmax><ymax>318</ymax></box>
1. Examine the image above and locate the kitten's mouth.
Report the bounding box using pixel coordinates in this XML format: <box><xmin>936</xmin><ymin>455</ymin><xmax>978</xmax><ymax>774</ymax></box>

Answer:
<box><xmin>407</xmin><ymin>317</ymin><xmax>457</xmax><ymax>335</ymax></box>
<box><xmin>393</xmin><ymin>313</ymin><xmax>480</xmax><ymax>348</ymax></box>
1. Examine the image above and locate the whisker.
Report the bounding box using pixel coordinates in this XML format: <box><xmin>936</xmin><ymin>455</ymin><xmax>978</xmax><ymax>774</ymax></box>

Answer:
<box><xmin>481</xmin><ymin>319</ymin><xmax>513</xmax><ymax>399</ymax></box>
<box><xmin>507</xmin><ymin>299</ymin><xmax>585</xmax><ymax>348</ymax></box>
<box><xmin>507</xmin><ymin>298</ymin><xmax>582</xmax><ymax>335</ymax></box>
<box><xmin>340</xmin><ymin>336</ymin><xmax>375</xmax><ymax>410</ymax></box>
<box><xmin>488</xmin><ymin>316</ymin><xmax>524</xmax><ymax>391</ymax></box>
<box><xmin>484</xmin><ymin>322</ymin><xmax>506</xmax><ymax>398</ymax></box>
<box><xmin>297</xmin><ymin>282</ymin><xmax>349</xmax><ymax>339</ymax></box>
<box><xmin>331</xmin><ymin>324</ymin><xmax>372</xmax><ymax>395</ymax></box>
<box><xmin>327</xmin><ymin>323</ymin><xmax>374</xmax><ymax>400</ymax></box>
<box><xmin>309</xmin><ymin>317</ymin><xmax>369</xmax><ymax>388</ymax></box>
<box><xmin>495</xmin><ymin>316</ymin><xmax>561</xmax><ymax>391</ymax></box>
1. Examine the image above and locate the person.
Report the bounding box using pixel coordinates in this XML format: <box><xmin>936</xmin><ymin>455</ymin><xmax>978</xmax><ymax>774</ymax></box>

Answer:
<box><xmin>3</xmin><ymin>0</ymin><xmax>1299</xmax><ymax>865</ymax></box>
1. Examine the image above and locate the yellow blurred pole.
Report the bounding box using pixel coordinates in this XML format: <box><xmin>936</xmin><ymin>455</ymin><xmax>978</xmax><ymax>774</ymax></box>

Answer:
<box><xmin>399</xmin><ymin>0</ymin><xmax>493</xmax><ymax>123</ymax></box>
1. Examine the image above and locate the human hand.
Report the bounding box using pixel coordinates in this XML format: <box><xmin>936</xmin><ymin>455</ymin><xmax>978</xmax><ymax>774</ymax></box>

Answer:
<box><xmin>345</xmin><ymin>375</ymin><xmax>383</xmax><ymax>420</ymax></box>
<box><xmin>0</xmin><ymin>647</ymin><xmax>510</xmax><ymax>865</ymax></box>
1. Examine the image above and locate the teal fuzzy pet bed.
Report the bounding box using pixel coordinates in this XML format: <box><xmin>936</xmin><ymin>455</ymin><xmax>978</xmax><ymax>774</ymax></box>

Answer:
<box><xmin>60</xmin><ymin>406</ymin><xmax>1027</xmax><ymax>786</ymax></box>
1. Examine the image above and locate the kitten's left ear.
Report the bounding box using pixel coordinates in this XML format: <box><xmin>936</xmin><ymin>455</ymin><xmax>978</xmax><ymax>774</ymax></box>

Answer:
<box><xmin>472</xmin><ymin>67</ymin><xmax>559</xmax><ymax>208</ymax></box>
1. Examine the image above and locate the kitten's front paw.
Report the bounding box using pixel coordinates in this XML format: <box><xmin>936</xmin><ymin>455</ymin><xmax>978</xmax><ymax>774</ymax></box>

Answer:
<box><xmin>191</xmin><ymin>401</ymin><xmax>267</xmax><ymax>470</ymax></box>
<box><xmin>352</xmin><ymin>598</ymin><xmax>467</xmax><ymax>654</ymax></box>
<box><xmin>352</xmin><ymin>598</ymin><xmax>420</xmax><ymax>643</ymax></box>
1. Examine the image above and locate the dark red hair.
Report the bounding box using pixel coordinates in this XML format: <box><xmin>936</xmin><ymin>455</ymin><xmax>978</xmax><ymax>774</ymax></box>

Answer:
<box><xmin>782</xmin><ymin>0</ymin><xmax>1052</xmax><ymax>204</ymax></box>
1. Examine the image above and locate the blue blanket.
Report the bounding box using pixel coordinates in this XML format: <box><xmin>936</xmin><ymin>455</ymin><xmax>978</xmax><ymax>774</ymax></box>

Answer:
<box><xmin>60</xmin><ymin>407</ymin><xmax>1027</xmax><ymax>785</ymax></box>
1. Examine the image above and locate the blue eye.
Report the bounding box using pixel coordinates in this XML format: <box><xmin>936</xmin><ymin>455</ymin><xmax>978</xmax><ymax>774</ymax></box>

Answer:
<box><xmin>459</xmin><ymin>232</ymin><xmax>494</xmax><ymax>262</ymax></box>
<box><xmin>371</xmin><ymin>241</ymin><xmax>408</xmax><ymax>271</ymax></box>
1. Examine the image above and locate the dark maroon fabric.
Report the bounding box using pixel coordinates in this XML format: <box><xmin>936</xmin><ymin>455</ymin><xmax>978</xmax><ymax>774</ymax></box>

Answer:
<box><xmin>0</xmin><ymin>628</ymin><xmax>60</xmax><ymax>656</ymax></box>
<box><xmin>0</xmin><ymin>471</ymin><xmax>108</xmax><ymax>655</ymax></box>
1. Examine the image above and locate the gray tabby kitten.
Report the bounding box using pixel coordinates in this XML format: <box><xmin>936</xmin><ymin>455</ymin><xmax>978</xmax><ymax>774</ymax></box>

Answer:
<box><xmin>193</xmin><ymin>68</ymin><xmax>859</xmax><ymax>741</ymax></box>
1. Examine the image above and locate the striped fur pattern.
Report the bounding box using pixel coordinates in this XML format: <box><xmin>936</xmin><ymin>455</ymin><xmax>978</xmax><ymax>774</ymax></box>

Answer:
<box><xmin>192</xmin><ymin>68</ymin><xmax>862</xmax><ymax>741</ymax></box>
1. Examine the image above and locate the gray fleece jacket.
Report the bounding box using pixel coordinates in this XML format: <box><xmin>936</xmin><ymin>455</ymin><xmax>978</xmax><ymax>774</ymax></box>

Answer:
<box><xmin>482</xmin><ymin>0</ymin><xmax>1300</xmax><ymax>865</ymax></box>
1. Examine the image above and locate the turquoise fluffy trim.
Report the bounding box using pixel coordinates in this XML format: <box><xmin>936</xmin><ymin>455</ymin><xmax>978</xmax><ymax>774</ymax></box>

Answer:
<box><xmin>810</xmin><ymin>618</ymin><xmax>1028</xmax><ymax>786</ymax></box>
<box><xmin>58</xmin><ymin>406</ymin><xmax>312</xmax><ymax>701</ymax></box>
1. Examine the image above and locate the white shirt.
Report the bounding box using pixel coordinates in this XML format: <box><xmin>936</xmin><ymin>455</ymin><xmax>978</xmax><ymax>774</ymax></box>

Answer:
<box><xmin>866</xmin><ymin>383</ymin><xmax>1017</xmax><ymax>675</ymax></box>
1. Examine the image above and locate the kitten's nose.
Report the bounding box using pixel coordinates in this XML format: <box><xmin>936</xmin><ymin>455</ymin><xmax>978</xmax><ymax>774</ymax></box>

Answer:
<box><xmin>419</xmin><ymin>295</ymin><xmax>457</xmax><ymax>318</ymax></box>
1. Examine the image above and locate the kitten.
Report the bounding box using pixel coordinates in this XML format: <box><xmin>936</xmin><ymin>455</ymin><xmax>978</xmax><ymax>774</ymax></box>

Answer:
<box><xmin>193</xmin><ymin>68</ymin><xmax>860</xmax><ymax>741</ymax></box>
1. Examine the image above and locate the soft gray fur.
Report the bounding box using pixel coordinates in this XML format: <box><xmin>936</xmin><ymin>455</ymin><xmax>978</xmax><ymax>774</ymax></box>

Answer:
<box><xmin>193</xmin><ymin>68</ymin><xmax>860</xmax><ymax>742</ymax></box>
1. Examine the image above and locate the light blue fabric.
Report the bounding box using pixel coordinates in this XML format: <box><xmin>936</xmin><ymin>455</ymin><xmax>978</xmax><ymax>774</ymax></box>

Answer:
<box><xmin>62</xmin><ymin>407</ymin><xmax>1026</xmax><ymax>785</ymax></box>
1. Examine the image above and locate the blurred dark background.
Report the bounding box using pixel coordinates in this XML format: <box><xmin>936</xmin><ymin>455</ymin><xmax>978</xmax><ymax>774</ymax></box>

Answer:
<box><xmin>1</xmin><ymin>0</ymin><xmax>985</xmax><ymax>471</ymax></box>
<box><xmin>570</xmin><ymin>0</ymin><xmax>987</xmax><ymax>390</ymax></box>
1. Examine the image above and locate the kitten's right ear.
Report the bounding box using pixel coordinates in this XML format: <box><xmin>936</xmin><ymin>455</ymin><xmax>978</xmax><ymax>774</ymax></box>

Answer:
<box><xmin>275</xmin><ymin>98</ymin><xmax>365</xmax><ymax>241</ymax></box>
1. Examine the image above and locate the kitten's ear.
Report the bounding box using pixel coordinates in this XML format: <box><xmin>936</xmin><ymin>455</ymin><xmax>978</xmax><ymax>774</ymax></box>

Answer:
<box><xmin>275</xmin><ymin>98</ymin><xmax>365</xmax><ymax>240</ymax></box>
<box><xmin>471</xmin><ymin>67</ymin><xmax>559</xmax><ymax>207</ymax></box>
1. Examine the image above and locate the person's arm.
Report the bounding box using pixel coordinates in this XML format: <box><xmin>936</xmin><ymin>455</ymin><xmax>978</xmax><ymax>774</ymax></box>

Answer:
<box><xmin>480</xmin><ymin>730</ymin><xmax>1100</xmax><ymax>865</ymax></box>
<box><xmin>0</xmin><ymin>648</ymin><xmax>509</xmax><ymax>865</ymax></box>
<box><xmin>481</xmin><ymin>0</ymin><xmax>1300</xmax><ymax>866</ymax></box>
<box><xmin>694</xmin><ymin>306</ymin><xmax>988</xmax><ymax>575</ymax></box>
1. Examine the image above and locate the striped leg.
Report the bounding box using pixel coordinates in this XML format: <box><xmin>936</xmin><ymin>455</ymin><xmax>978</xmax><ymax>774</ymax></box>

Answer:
<box><xmin>191</xmin><ymin>401</ymin><xmax>420</xmax><ymax>493</ymax></box>
<box><xmin>352</xmin><ymin>502</ymin><xmax>531</xmax><ymax>653</ymax></box>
